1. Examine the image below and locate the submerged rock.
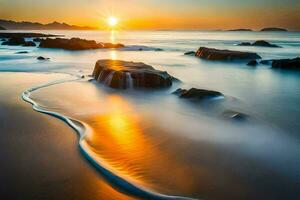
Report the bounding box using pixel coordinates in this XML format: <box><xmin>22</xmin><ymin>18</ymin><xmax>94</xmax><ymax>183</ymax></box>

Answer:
<box><xmin>37</xmin><ymin>56</ymin><xmax>50</xmax><ymax>60</ymax></box>
<box><xmin>238</xmin><ymin>40</ymin><xmax>281</xmax><ymax>48</ymax></box>
<box><xmin>173</xmin><ymin>88</ymin><xmax>223</xmax><ymax>100</ymax></box>
<box><xmin>223</xmin><ymin>110</ymin><xmax>248</xmax><ymax>121</ymax></box>
<box><xmin>1</xmin><ymin>37</ymin><xmax>26</xmax><ymax>46</ymax></box>
<box><xmin>272</xmin><ymin>57</ymin><xmax>300</xmax><ymax>70</ymax></box>
<box><xmin>260</xmin><ymin>27</ymin><xmax>287</xmax><ymax>32</ymax></box>
<box><xmin>15</xmin><ymin>51</ymin><xmax>29</xmax><ymax>54</ymax></box>
<box><xmin>93</xmin><ymin>59</ymin><xmax>176</xmax><ymax>89</ymax></box>
<box><xmin>39</xmin><ymin>38</ymin><xmax>124</xmax><ymax>50</ymax></box>
<box><xmin>247</xmin><ymin>60</ymin><xmax>258</xmax><ymax>66</ymax></box>
<box><xmin>195</xmin><ymin>47</ymin><xmax>261</xmax><ymax>61</ymax></box>
<box><xmin>184</xmin><ymin>51</ymin><xmax>196</xmax><ymax>56</ymax></box>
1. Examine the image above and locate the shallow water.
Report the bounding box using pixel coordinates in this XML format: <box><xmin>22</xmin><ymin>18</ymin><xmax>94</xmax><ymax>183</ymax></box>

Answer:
<box><xmin>1</xmin><ymin>30</ymin><xmax>300</xmax><ymax>199</ymax></box>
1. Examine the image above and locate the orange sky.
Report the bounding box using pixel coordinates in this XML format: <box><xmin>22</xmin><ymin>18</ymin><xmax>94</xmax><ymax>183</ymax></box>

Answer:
<box><xmin>0</xmin><ymin>0</ymin><xmax>300</xmax><ymax>30</ymax></box>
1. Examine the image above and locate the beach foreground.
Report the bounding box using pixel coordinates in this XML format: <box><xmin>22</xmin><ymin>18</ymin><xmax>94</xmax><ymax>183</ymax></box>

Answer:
<box><xmin>0</xmin><ymin>72</ymin><xmax>134</xmax><ymax>200</ymax></box>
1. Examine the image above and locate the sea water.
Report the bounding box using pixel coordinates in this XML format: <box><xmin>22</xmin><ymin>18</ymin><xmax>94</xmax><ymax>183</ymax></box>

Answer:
<box><xmin>1</xmin><ymin>30</ymin><xmax>300</xmax><ymax>199</ymax></box>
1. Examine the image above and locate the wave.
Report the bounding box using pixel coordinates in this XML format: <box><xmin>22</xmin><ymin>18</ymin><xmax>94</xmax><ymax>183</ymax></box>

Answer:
<box><xmin>21</xmin><ymin>74</ymin><xmax>197</xmax><ymax>200</ymax></box>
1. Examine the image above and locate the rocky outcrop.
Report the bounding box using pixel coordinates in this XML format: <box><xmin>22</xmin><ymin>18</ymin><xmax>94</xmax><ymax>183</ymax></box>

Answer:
<box><xmin>93</xmin><ymin>59</ymin><xmax>176</xmax><ymax>89</ymax></box>
<box><xmin>173</xmin><ymin>88</ymin><xmax>223</xmax><ymax>100</ymax></box>
<box><xmin>260</xmin><ymin>27</ymin><xmax>287</xmax><ymax>32</ymax></box>
<box><xmin>1</xmin><ymin>37</ymin><xmax>36</xmax><ymax>46</ymax></box>
<box><xmin>272</xmin><ymin>57</ymin><xmax>300</xmax><ymax>70</ymax></box>
<box><xmin>39</xmin><ymin>38</ymin><xmax>124</xmax><ymax>50</ymax></box>
<box><xmin>195</xmin><ymin>47</ymin><xmax>261</xmax><ymax>61</ymax></box>
<box><xmin>0</xmin><ymin>26</ymin><xmax>5</xmax><ymax>30</ymax></box>
<box><xmin>238</xmin><ymin>40</ymin><xmax>281</xmax><ymax>48</ymax></box>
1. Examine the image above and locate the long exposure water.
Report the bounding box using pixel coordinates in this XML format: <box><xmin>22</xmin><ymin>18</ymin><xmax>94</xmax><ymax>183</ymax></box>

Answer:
<box><xmin>1</xmin><ymin>30</ymin><xmax>300</xmax><ymax>199</ymax></box>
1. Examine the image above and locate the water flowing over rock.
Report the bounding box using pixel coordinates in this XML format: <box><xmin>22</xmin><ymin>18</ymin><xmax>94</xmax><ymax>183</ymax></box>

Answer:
<box><xmin>195</xmin><ymin>47</ymin><xmax>261</xmax><ymax>61</ymax></box>
<box><xmin>173</xmin><ymin>88</ymin><xmax>223</xmax><ymax>100</ymax></box>
<box><xmin>184</xmin><ymin>51</ymin><xmax>196</xmax><ymax>56</ymax></box>
<box><xmin>1</xmin><ymin>37</ymin><xmax>26</xmax><ymax>46</ymax></box>
<box><xmin>93</xmin><ymin>59</ymin><xmax>176</xmax><ymax>89</ymax></box>
<box><xmin>39</xmin><ymin>38</ymin><xmax>124</xmax><ymax>50</ymax></box>
<box><xmin>272</xmin><ymin>57</ymin><xmax>300</xmax><ymax>70</ymax></box>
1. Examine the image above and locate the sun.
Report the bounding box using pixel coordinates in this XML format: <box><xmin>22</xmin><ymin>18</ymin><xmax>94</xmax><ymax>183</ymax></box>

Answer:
<box><xmin>107</xmin><ymin>16</ymin><xmax>118</xmax><ymax>27</ymax></box>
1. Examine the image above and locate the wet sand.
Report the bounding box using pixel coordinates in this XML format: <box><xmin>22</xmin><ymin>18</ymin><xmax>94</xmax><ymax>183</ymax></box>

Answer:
<box><xmin>0</xmin><ymin>72</ymin><xmax>134</xmax><ymax>200</ymax></box>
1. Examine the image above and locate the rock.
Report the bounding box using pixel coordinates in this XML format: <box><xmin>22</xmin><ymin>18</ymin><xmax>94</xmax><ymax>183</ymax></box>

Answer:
<box><xmin>184</xmin><ymin>51</ymin><xmax>196</xmax><ymax>56</ymax></box>
<box><xmin>15</xmin><ymin>51</ymin><xmax>29</xmax><ymax>54</ymax></box>
<box><xmin>223</xmin><ymin>110</ymin><xmax>248</xmax><ymax>121</ymax></box>
<box><xmin>37</xmin><ymin>56</ymin><xmax>50</xmax><ymax>60</ymax></box>
<box><xmin>238</xmin><ymin>40</ymin><xmax>281</xmax><ymax>48</ymax></box>
<box><xmin>260</xmin><ymin>27</ymin><xmax>288</xmax><ymax>32</ymax></box>
<box><xmin>173</xmin><ymin>88</ymin><xmax>223</xmax><ymax>100</ymax></box>
<box><xmin>228</xmin><ymin>29</ymin><xmax>252</xmax><ymax>31</ymax></box>
<box><xmin>238</xmin><ymin>42</ymin><xmax>251</xmax><ymax>46</ymax></box>
<box><xmin>93</xmin><ymin>59</ymin><xmax>176</xmax><ymax>89</ymax></box>
<box><xmin>23</xmin><ymin>41</ymin><xmax>36</xmax><ymax>47</ymax></box>
<box><xmin>1</xmin><ymin>38</ymin><xmax>6</xmax><ymax>41</ymax></box>
<box><xmin>1</xmin><ymin>37</ymin><xmax>26</xmax><ymax>45</ymax></box>
<box><xmin>195</xmin><ymin>47</ymin><xmax>261</xmax><ymax>61</ymax></box>
<box><xmin>252</xmin><ymin>40</ymin><xmax>281</xmax><ymax>48</ymax></box>
<box><xmin>39</xmin><ymin>38</ymin><xmax>124</xmax><ymax>50</ymax></box>
<box><xmin>0</xmin><ymin>26</ymin><xmax>6</xmax><ymax>30</ymax></box>
<box><xmin>272</xmin><ymin>57</ymin><xmax>300</xmax><ymax>70</ymax></box>
<box><xmin>247</xmin><ymin>60</ymin><xmax>258</xmax><ymax>66</ymax></box>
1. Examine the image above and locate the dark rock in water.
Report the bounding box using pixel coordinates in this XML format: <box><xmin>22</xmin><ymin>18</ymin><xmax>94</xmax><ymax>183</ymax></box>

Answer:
<box><xmin>15</xmin><ymin>51</ymin><xmax>29</xmax><ymax>54</ymax></box>
<box><xmin>93</xmin><ymin>59</ymin><xmax>176</xmax><ymax>89</ymax></box>
<box><xmin>260</xmin><ymin>60</ymin><xmax>272</xmax><ymax>65</ymax></box>
<box><xmin>23</xmin><ymin>41</ymin><xmax>36</xmax><ymax>47</ymax></box>
<box><xmin>228</xmin><ymin>29</ymin><xmax>252</xmax><ymax>31</ymax></box>
<box><xmin>37</xmin><ymin>56</ymin><xmax>50</xmax><ymax>60</ymax></box>
<box><xmin>252</xmin><ymin>40</ymin><xmax>281</xmax><ymax>48</ymax></box>
<box><xmin>184</xmin><ymin>51</ymin><xmax>196</xmax><ymax>56</ymax></box>
<box><xmin>39</xmin><ymin>38</ymin><xmax>124</xmax><ymax>50</ymax></box>
<box><xmin>238</xmin><ymin>40</ymin><xmax>281</xmax><ymax>48</ymax></box>
<box><xmin>272</xmin><ymin>57</ymin><xmax>300</xmax><ymax>70</ymax></box>
<box><xmin>1</xmin><ymin>37</ymin><xmax>26</xmax><ymax>46</ymax></box>
<box><xmin>33</xmin><ymin>38</ymin><xmax>42</xmax><ymax>42</ymax></box>
<box><xmin>1</xmin><ymin>38</ymin><xmax>6</xmax><ymax>41</ymax></box>
<box><xmin>173</xmin><ymin>88</ymin><xmax>223</xmax><ymax>100</ymax></box>
<box><xmin>247</xmin><ymin>60</ymin><xmax>258</xmax><ymax>66</ymax></box>
<box><xmin>0</xmin><ymin>26</ymin><xmax>6</xmax><ymax>30</ymax></box>
<box><xmin>195</xmin><ymin>47</ymin><xmax>261</xmax><ymax>61</ymax></box>
<box><xmin>223</xmin><ymin>110</ymin><xmax>248</xmax><ymax>121</ymax></box>
<box><xmin>260</xmin><ymin>27</ymin><xmax>288</xmax><ymax>32</ymax></box>
<box><xmin>238</xmin><ymin>42</ymin><xmax>252</xmax><ymax>46</ymax></box>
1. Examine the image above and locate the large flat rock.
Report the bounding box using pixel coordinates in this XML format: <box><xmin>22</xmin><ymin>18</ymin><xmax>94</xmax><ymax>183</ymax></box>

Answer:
<box><xmin>195</xmin><ymin>47</ymin><xmax>261</xmax><ymax>61</ymax></box>
<box><xmin>93</xmin><ymin>59</ymin><xmax>176</xmax><ymax>89</ymax></box>
<box><xmin>39</xmin><ymin>38</ymin><xmax>124</xmax><ymax>50</ymax></box>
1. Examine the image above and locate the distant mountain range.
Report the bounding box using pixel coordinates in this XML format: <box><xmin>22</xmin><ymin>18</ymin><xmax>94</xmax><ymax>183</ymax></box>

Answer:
<box><xmin>0</xmin><ymin>19</ymin><xmax>95</xmax><ymax>30</ymax></box>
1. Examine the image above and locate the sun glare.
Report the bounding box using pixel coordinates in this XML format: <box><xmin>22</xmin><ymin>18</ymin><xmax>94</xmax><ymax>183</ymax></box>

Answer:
<box><xmin>107</xmin><ymin>16</ymin><xmax>118</xmax><ymax>27</ymax></box>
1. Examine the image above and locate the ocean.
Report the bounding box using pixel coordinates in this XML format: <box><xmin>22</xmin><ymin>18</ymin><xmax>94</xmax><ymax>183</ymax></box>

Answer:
<box><xmin>1</xmin><ymin>30</ymin><xmax>300</xmax><ymax>199</ymax></box>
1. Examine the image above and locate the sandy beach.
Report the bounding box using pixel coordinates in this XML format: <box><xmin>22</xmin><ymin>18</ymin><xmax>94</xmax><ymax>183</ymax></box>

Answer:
<box><xmin>0</xmin><ymin>72</ymin><xmax>134</xmax><ymax>200</ymax></box>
